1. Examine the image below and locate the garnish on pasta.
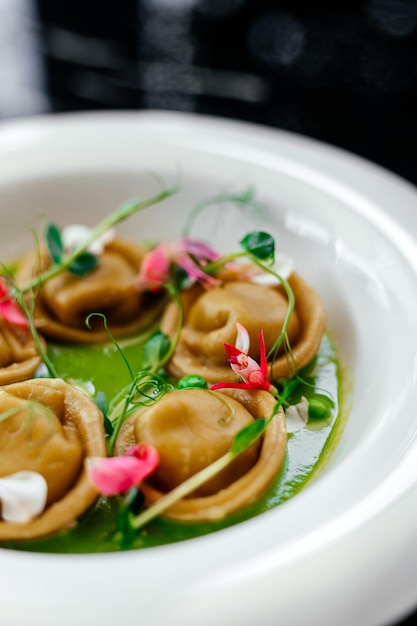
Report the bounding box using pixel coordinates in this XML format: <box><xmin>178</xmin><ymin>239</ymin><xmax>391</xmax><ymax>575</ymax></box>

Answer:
<box><xmin>0</xmin><ymin>181</ymin><xmax>339</xmax><ymax>551</ymax></box>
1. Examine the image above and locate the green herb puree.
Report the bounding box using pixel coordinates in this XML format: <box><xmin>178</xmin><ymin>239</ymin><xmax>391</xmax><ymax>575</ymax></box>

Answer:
<box><xmin>2</xmin><ymin>332</ymin><xmax>343</xmax><ymax>553</ymax></box>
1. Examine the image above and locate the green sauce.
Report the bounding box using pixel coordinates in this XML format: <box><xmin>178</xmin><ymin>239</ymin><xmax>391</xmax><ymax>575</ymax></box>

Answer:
<box><xmin>2</xmin><ymin>331</ymin><xmax>343</xmax><ymax>554</ymax></box>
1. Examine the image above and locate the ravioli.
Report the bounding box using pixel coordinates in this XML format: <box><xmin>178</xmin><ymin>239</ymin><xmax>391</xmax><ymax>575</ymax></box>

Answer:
<box><xmin>160</xmin><ymin>272</ymin><xmax>326</xmax><ymax>383</ymax></box>
<box><xmin>16</xmin><ymin>236</ymin><xmax>166</xmax><ymax>343</ymax></box>
<box><xmin>114</xmin><ymin>387</ymin><xmax>286</xmax><ymax>521</ymax></box>
<box><xmin>0</xmin><ymin>319</ymin><xmax>43</xmax><ymax>385</ymax></box>
<box><xmin>0</xmin><ymin>378</ymin><xmax>106</xmax><ymax>540</ymax></box>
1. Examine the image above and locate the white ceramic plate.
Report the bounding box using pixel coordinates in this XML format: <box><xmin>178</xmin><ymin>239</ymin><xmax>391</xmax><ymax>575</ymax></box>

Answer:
<box><xmin>1</xmin><ymin>111</ymin><xmax>417</xmax><ymax>626</ymax></box>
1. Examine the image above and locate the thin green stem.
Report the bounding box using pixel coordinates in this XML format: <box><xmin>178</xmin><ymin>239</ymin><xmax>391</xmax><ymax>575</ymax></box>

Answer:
<box><xmin>182</xmin><ymin>188</ymin><xmax>260</xmax><ymax>237</ymax></box>
<box><xmin>156</xmin><ymin>285</ymin><xmax>183</xmax><ymax>370</ymax></box>
<box><xmin>130</xmin><ymin>397</ymin><xmax>285</xmax><ymax>532</ymax></box>
<box><xmin>106</xmin><ymin>284</ymin><xmax>184</xmax><ymax>454</ymax></box>
<box><xmin>16</xmin><ymin>291</ymin><xmax>60</xmax><ymax>378</ymax></box>
<box><xmin>267</xmin><ymin>274</ymin><xmax>294</xmax><ymax>358</ymax></box>
<box><xmin>20</xmin><ymin>184</ymin><xmax>178</xmax><ymax>294</ymax></box>
<box><xmin>106</xmin><ymin>386</ymin><xmax>135</xmax><ymax>455</ymax></box>
<box><xmin>86</xmin><ymin>313</ymin><xmax>135</xmax><ymax>382</ymax></box>
<box><xmin>131</xmin><ymin>450</ymin><xmax>233</xmax><ymax>530</ymax></box>
<box><xmin>247</xmin><ymin>257</ymin><xmax>295</xmax><ymax>360</ymax></box>
<box><xmin>107</xmin><ymin>373</ymin><xmax>173</xmax><ymax>455</ymax></box>
<box><xmin>207</xmin><ymin>250</ymin><xmax>295</xmax><ymax>363</ymax></box>
<box><xmin>204</xmin><ymin>250</ymin><xmax>247</xmax><ymax>276</ymax></box>
<box><xmin>0</xmin><ymin>405</ymin><xmax>25</xmax><ymax>424</ymax></box>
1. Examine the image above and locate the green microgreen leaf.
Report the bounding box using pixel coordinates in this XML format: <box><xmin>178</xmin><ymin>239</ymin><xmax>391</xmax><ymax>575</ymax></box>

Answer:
<box><xmin>231</xmin><ymin>418</ymin><xmax>267</xmax><ymax>455</ymax></box>
<box><xmin>240</xmin><ymin>231</ymin><xmax>275</xmax><ymax>261</ymax></box>
<box><xmin>45</xmin><ymin>223</ymin><xmax>64</xmax><ymax>264</ymax></box>
<box><xmin>103</xmin><ymin>415</ymin><xmax>114</xmax><ymax>438</ymax></box>
<box><xmin>95</xmin><ymin>391</ymin><xmax>113</xmax><ymax>437</ymax></box>
<box><xmin>141</xmin><ymin>331</ymin><xmax>171</xmax><ymax>371</ymax></box>
<box><xmin>170</xmin><ymin>264</ymin><xmax>190</xmax><ymax>291</ymax></box>
<box><xmin>69</xmin><ymin>251</ymin><xmax>98</xmax><ymax>276</ymax></box>
<box><xmin>94</xmin><ymin>391</ymin><xmax>107</xmax><ymax>414</ymax></box>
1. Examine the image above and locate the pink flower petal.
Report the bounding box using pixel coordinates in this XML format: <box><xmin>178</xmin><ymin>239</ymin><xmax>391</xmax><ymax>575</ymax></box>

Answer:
<box><xmin>234</xmin><ymin>322</ymin><xmax>250</xmax><ymax>354</ymax></box>
<box><xmin>177</xmin><ymin>255</ymin><xmax>220</xmax><ymax>288</ymax></box>
<box><xmin>180</xmin><ymin>237</ymin><xmax>221</xmax><ymax>262</ymax></box>
<box><xmin>0</xmin><ymin>300</ymin><xmax>29</xmax><ymax>327</ymax></box>
<box><xmin>86</xmin><ymin>444</ymin><xmax>159</xmax><ymax>496</ymax></box>
<box><xmin>247</xmin><ymin>369</ymin><xmax>268</xmax><ymax>387</ymax></box>
<box><xmin>224</xmin><ymin>341</ymin><xmax>259</xmax><ymax>383</ymax></box>
<box><xmin>127</xmin><ymin>442</ymin><xmax>160</xmax><ymax>468</ymax></box>
<box><xmin>134</xmin><ymin>237</ymin><xmax>222</xmax><ymax>291</ymax></box>
<box><xmin>230</xmin><ymin>354</ymin><xmax>263</xmax><ymax>384</ymax></box>
<box><xmin>0</xmin><ymin>279</ymin><xmax>28</xmax><ymax>327</ymax></box>
<box><xmin>135</xmin><ymin>246</ymin><xmax>170</xmax><ymax>291</ymax></box>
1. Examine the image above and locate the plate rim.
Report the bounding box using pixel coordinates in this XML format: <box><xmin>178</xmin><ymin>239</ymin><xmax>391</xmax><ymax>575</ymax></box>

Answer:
<box><xmin>1</xmin><ymin>110</ymin><xmax>417</xmax><ymax>626</ymax></box>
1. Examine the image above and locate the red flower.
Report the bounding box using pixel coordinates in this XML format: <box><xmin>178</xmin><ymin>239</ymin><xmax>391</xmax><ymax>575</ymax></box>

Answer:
<box><xmin>0</xmin><ymin>278</ymin><xmax>28</xmax><ymax>327</ymax></box>
<box><xmin>210</xmin><ymin>323</ymin><xmax>277</xmax><ymax>396</ymax></box>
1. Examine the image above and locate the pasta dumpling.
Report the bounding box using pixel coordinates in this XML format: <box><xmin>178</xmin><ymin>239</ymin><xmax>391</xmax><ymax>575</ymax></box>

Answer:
<box><xmin>161</xmin><ymin>273</ymin><xmax>326</xmax><ymax>382</ymax></box>
<box><xmin>0</xmin><ymin>378</ymin><xmax>106</xmax><ymax>540</ymax></box>
<box><xmin>0</xmin><ymin>319</ymin><xmax>43</xmax><ymax>385</ymax></box>
<box><xmin>115</xmin><ymin>387</ymin><xmax>286</xmax><ymax>521</ymax></box>
<box><xmin>17</xmin><ymin>237</ymin><xmax>166</xmax><ymax>343</ymax></box>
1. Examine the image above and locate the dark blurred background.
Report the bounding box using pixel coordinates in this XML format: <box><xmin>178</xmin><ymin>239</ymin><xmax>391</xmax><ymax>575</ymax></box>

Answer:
<box><xmin>1</xmin><ymin>1</ymin><xmax>417</xmax><ymax>623</ymax></box>
<box><xmin>0</xmin><ymin>0</ymin><xmax>416</xmax><ymax>186</ymax></box>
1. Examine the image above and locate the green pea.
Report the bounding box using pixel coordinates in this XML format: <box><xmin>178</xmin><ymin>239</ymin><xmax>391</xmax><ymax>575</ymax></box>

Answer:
<box><xmin>308</xmin><ymin>394</ymin><xmax>334</xmax><ymax>419</ymax></box>
<box><xmin>177</xmin><ymin>375</ymin><xmax>208</xmax><ymax>390</ymax></box>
